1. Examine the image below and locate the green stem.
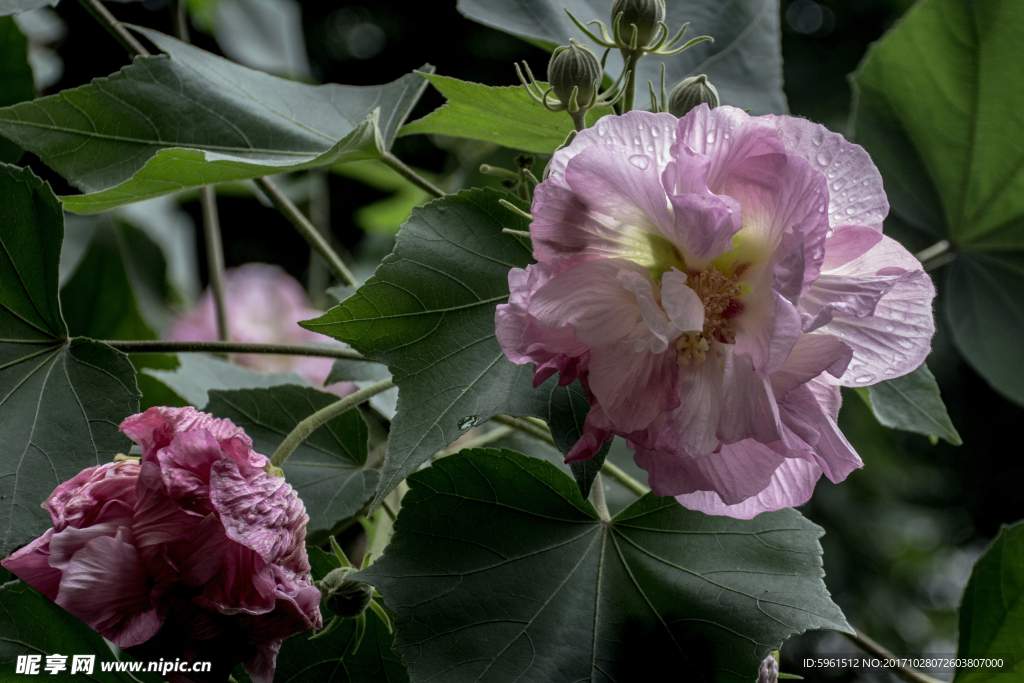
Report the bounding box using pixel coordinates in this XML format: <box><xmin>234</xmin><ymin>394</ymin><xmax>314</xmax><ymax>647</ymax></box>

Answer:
<box><xmin>620</xmin><ymin>52</ymin><xmax>640</xmax><ymax>113</ymax></box>
<box><xmin>271</xmin><ymin>378</ymin><xmax>394</xmax><ymax>468</ymax></box>
<box><xmin>77</xmin><ymin>0</ymin><xmax>150</xmax><ymax>57</ymax></box>
<box><xmin>255</xmin><ymin>177</ymin><xmax>357</xmax><ymax>287</ymax></box>
<box><xmin>591</xmin><ymin>472</ymin><xmax>610</xmax><ymax>522</ymax></box>
<box><xmin>199</xmin><ymin>185</ymin><xmax>230</xmax><ymax>342</ymax></box>
<box><xmin>306</xmin><ymin>169</ymin><xmax>333</xmax><ymax>308</ymax></box>
<box><xmin>915</xmin><ymin>239</ymin><xmax>955</xmax><ymax>272</ymax></box>
<box><xmin>842</xmin><ymin>629</ymin><xmax>945</xmax><ymax>683</ymax></box>
<box><xmin>379</xmin><ymin>152</ymin><xmax>445</xmax><ymax>198</ymax></box>
<box><xmin>569</xmin><ymin>110</ymin><xmax>588</xmax><ymax>132</ymax></box>
<box><xmin>171</xmin><ymin>0</ymin><xmax>189</xmax><ymax>43</ymax></box>
<box><xmin>491</xmin><ymin>414</ymin><xmax>556</xmax><ymax>446</ymax></box>
<box><xmin>602</xmin><ymin>461</ymin><xmax>649</xmax><ymax>497</ymax></box>
<box><xmin>103</xmin><ymin>339</ymin><xmax>372</xmax><ymax>361</ymax></box>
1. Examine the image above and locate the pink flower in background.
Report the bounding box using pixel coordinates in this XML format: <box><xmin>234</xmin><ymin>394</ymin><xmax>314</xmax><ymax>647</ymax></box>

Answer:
<box><xmin>496</xmin><ymin>106</ymin><xmax>935</xmax><ymax>518</ymax></box>
<box><xmin>167</xmin><ymin>263</ymin><xmax>353</xmax><ymax>395</ymax></box>
<box><xmin>2</xmin><ymin>407</ymin><xmax>321</xmax><ymax>683</ymax></box>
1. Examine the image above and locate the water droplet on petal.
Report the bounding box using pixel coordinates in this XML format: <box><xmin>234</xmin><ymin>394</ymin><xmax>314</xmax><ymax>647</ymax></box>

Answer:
<box><xmin>706</xmin><ymin>132</ymin><xmax>716</xmax><ymax>144</ymax></box>
<box><xmin>826</xmin><ymin>228</ymin><xmax>834</xmax><ymax>237</ymax></box>
<box><xmin>894</xmin><ymin>354</ymin><xmax>906</xmax><ymax>363</ymax></box>
<box><xmin>855</xmin><ymin>375</ymin><xmax>872</xmax><ymax>383</ymax></box>
<box><xmin>831</xmin><ymin>180</ymin><xmax>843</xmax><ymax>190</ymax></box>
<box><xmin>818</xmin><ymin>205</ymin><xmax>826</xmax><ymax>213</ymax></box>
<box><xmin>629</xmin><ymin>154</ymin><xmax>651</xmax><ymax>170</ymax></box>
<box><xmin>863</xmin><ymin>179</ymin><xmax>870</xmax><ymax>186</ymax></box>
<box><xmin>898</xmin><ymin>339</ymin><xmax>914</xmax><ymax>350</ymax></box>
<box><xmin>812</xmin><ymin>133</ymin><xmax>823</xmax><ymax>146</ymax></box>
<box><xmin>827</xmin><ymin>171</ymin><xmax>838</xmax><ymax>179</ymax></box>
<box><xmin>647</xmin><ymin>144</ymin><xmax>655</xmax><ymax>152</ymax></box>
<box><xmin>634</xmin><ymin>137</ymin><xmax>641</xmax><ymax>145</ymax></box>
<box><xmin>723</xmin><ymin>132</ymin><xmax>731</xmax><ymax>139</ymax></box>
<box><xmin>885</xmin><ymin>324</ymin><xmax>895</xmax><ymax>332</ymax></box>
<box><xmin>883</xmin><ymin>368</ymin><xmax>896</xmax><ymax>376</ymax></box>
<box><xmin>845</xmin><ymin>207</ymin><xmax>856</xmax><ymax>215</ymax></box>
<box><xmin>651</xmin><ymin>127</ymin><xmax>659</xmax><ymax>137</ymax></box>
<box><xmin>816</xmin><ymin>152</ymin><xmax>831</xmax><ymax>166</ymax></box>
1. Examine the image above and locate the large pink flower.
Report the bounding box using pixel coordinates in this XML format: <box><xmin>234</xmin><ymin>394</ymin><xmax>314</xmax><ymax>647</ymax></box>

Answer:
<box><xmin>496</xmin><ymin>106</ymin><xmax>935</xmax><ymax>518</ymax></box>
<box><xmin>2</xmin><ymin>407</ymin><xmax>321</xmax><ymax>683</ymax></box>
<box><xmin>167</xmin><ymin>263</ymin><xmax>354</xmax><ymax>396</ymax></box>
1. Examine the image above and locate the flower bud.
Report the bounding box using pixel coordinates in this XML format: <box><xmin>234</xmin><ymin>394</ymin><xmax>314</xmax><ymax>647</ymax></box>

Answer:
<box><xmin>611</xmin><ymin>0</ymin><xmax>666</xmax><ymax>47</ymax></box>
<box><xmin>321</xmin><ymin>568</ymin><xmax>373</xmax><ymax>618</ymax></box>
<box><xmin>668</xmin><ymin>74</ymin><xmax>720</xmax><ymax>116</ymax></box>
<box><xmin>547</xmin><ymin>39</ymin><xmax>603</xmax><ymax>108</ymax></box>
<box><xmin>757</xmin><ymin>653</ymin><xmax>780</xmax><ymax>683</ymax></box>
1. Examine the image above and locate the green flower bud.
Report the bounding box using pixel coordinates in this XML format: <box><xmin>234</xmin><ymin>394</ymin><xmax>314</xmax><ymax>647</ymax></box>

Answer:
<box><xmin>667</xmin><ymin>74</ymin><xmax>720</xmax><ymax>116</ymax></box>
<box><xmin>547</xmin><ymin>39</ymin><xmax>603</xmax><ymax>108</ymax></box>
<box><xmin>611</xmin><ymin>0</ymin><xmax>666</xmax><ymax>47</ymax></box>
<box><xmin>320</xmin><ymin>568</ymin><xmax>373</xmax><ymax>618</ymax></box>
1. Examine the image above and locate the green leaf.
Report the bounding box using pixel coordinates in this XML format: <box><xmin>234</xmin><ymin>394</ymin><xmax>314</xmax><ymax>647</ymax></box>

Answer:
<box><xmin>851</xmin><ymin>0</ymin><xmax>1024</xmax><ymax>406</ymax></box>
<box><xmin>0</xmin><ymin>27</ymin><xmax>431</xmax><ymax>214</ymax></box>
<box><xmin>204</xmin><ymin>385</ymin><xmax>378</xmax><ymax>532</ymax></box>
<box><xmin>400</xmin><ymin>73</ymin><xmax>604</xmax><ymax>154</ymax></box>
<box><xmin>864</xmin><ymin>363</ymin><xmax>961</xmax><ymax>445</ymax></box>
<box><xmin>326</xmin><ymin>358</ymin><xmax>391</xmax><ymax>384</ymax></box>
<box><xmin>59</xmin><ymin>221</ymin><xmax>162</xmax><ymax>342</ymax></box>
<box><xmin>302</xmin><ymin>189</ymin><xmax>607</xmax><ymax>509</ymax></box>
<box><xmin>0</xmin><ymin>17</ymin><xmax>32</xmax><ymax>163</ymax></box>
<box><xmin>455</xmin><ymin>0</ymin><xmax>786</xmax><ymax>114</ymax></box>
<box><xmin>357</xmin><ymin>449</ymin><xmax>851</xmax><ymax>683</ymax></box>
<box><xmin>210</xmin><ymin>0</ymin><xmax>312</xmax><ymax>79</ymax></box>
<box><xmin>0</xmin><ymin>163</ymin><xmax>139</xmax><ymax>555</ymax></box>
<box><xmin>144</xmin><ymin>353</ymin><xmax>308</xmax><ymax>408</ymax></box>
<box><xmin>0</xmin><ymin>581</ymin><xmax>162</xmax><ymax>682</ymax></box>
<box><xmin>954</xmin><ymin>521</ymin><xmax>1024</xmax><ymax>682</ymax></box>
<box><xmin>0</xmin><ymin>0</ymin><xmax>57</xmax><ymax>17</ymax></box>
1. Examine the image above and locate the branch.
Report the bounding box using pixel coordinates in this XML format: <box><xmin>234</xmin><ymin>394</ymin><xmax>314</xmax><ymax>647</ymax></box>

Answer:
<box><xmin>77</xmin><ymin>0</ymin><xmax>150</xmax><ymax>57</ymax></box>
<box><xmin>380</xmin><ymin>152</ymin><xmax>445</xmax><ymax>199</ymax></box>
<box><xmin>102</xmin><ymin>339</ymin><xmax>373</xmax><ymax>361</ymax></box>
<box><xmin>199</xmin><ymin>186</ymin><xmax>231</xmax><ymax>342</ymax></box>
<box><xmin>255</xmin><ymin>177</ymin><xmax>357</xmax><ymax>287</ymax></box>
<box><xmin>271</xmin><ymin>378</ymin><xmax>395</xmax><ymax>467</ymax></box>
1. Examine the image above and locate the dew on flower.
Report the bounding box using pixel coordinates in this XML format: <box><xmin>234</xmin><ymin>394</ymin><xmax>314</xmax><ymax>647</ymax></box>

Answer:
<box><xmin>629</xmin><ymin>154</ymin><xmax>651</xmax><ymax>170</ymax></box>
<box><xmin>811</xmin><ymin>133</ymin><xmax>823</xmax><ymax>146</ymax></box>
<box><xmin>816</xmin><ymin>151</ymin><xmax>832</xmax><ymax>166</ymax></box>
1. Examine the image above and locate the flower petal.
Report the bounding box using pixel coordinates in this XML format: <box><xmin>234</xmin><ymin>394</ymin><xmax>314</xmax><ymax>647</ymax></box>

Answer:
<box><xmin>818</xmin><ymin>235</ymin><xmax>935</xmax><ymax>384</ymax></box>
<box><xmin>675</xmin><ymin>457</ymin><xmax>823</xmax><ymax>519</ymax></box>
<box><xmin>1</xmin><ymin>529</ymin><xmax>61</xmax><ymax>599</ymax></box>
<box><xmin>718</xmin><ymin>348</ymin><xmax>781</xmax><ymax>444</ymax></box>
<box><xmin>633</xmin><ymin>439</ymin><xmax>785</xmax><ymax>503</ymax></box>
<box><xmin>642</xmin><ymin>354</ymin><xmax>724</xmax><ymax>457</ymax></box>
<box><xmin>770</xmin><ymin>333</ymin><xmax>853</xmax><ymax>399</ymax></box>
<box><xmin>769</xmin><ymin>115</ymin><xmax>889</xmax><ymax>233</ymax></box>
<box><xmin>55</xmin><ymin>530</ymin><xmax>162</xmax><ymax>648</ymax></box>
<box><xmin>587</xmin><ymin>340</ymin><xmax>679</xmax><ymax>433</ymax></box>
<box><xmin>660</xmin><ymin>268</ymin><xmax>705</xmax><ymax>333</ymax></box>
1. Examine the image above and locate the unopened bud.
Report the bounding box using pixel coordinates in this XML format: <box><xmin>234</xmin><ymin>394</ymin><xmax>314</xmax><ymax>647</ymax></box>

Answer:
<box><xmin>757</xmin><ymin>653</ymin><xmax>780</xmax><ymax>683</ymax></box>
<box><xmin>611</xmin><ymin>0</ymin><xmax>666</xmax><ymax>47</ymax></box>
<box><xmin>547</xmin><ymin>39</ymin><xmax>603</xmax><ymax>108</ymax></box>
<box><xmin>320</xmin><ymin>568</ymin><xmax>373</xmax><ymax>618</ymax></box>
<box><xmin>668</xmin><ymin>74</ymin><xmax>720</xmax><ymax>116</ymax></box>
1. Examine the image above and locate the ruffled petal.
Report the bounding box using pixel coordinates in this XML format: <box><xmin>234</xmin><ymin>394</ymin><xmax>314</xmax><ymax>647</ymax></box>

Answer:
<box><xmin>769</xmin><ymin>333</ymin><xmax>853</xmax><ymax>399</ymax></box>
<box><xmin>777</xmin><ymin>384</ymin><xmax>863</xmax><ymax>483</ymax></box>
<box><xmin>675</xmin><ymin>457</ymin><xmax>823</xmax><ymax>519</ymax></box>
<box><xmin>643</xmin><ymin>354</ymin><xmax>724</xmax><ymax>456</ymax></box>
<box><xmin>660</xmin><ymin>268</ymin><xmax>705</xmax><ymax>333</ymax></box>
<box><xmin>633</xmin><ymin>439</ymin><xmax>785</xmax><ymax>503</ymax></box>
<box><xmin>817</xmin><ymin>235</ymin><xmax>935</xmax><ymax>385</ymax></box>
<box><xmin>587</xmin><ymin>340</ymin><xmax>679</xmax><ymax>433</ymax></box>
<box><xmin>674</xmin><ymin>105</ymin><xmax>786</xmax><ymax>192</ymax></box>
<box><xmin>718</xmin><ymin>349</ymin><xmax>780</xmax><ymax>444</ymax></box>
<box><xmin>1</xmin><ymin>529</ymin><xmax>61</xmax><ymax>599</ymax></box>
<box><xmin>54</xmin><ymin>530</ymin><xmax>162</xmax><ymax>648</ymax></box>
<box><xmin>769</xmin><ymin>115</ymin><xmax>889</xmax><ymax>233</ymax></box>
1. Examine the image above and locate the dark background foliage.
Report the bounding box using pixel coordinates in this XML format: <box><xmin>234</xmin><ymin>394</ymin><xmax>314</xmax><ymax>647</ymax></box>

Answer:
<box><xmin>17</xmin><ymin>0</ymin><xmax>1023</xmax><ymax>679</ymax></box>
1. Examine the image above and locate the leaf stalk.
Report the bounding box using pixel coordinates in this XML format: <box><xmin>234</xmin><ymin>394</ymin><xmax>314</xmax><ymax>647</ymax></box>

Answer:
<box><xmin>102</xmin><ymin>339</ymin><xmax>373</xmax><ymax>361</ymax></box>
<box><xmin>380</xmin><ymin>152</ymin><xmax>445</xmax><ymax>199</ymax></box>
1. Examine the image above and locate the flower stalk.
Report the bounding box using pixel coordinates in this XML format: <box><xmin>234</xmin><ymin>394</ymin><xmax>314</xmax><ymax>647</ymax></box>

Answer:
<box><xmin>271</xmin><ymin>378</ymin><xmax>395</xmax><ymax>468</ymax></box>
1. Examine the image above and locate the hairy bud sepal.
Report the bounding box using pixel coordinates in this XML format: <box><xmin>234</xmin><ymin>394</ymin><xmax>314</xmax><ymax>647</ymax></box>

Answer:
<box><xmin>611</xmin><ymin>0</ymin><xmax>665</xmax><ymax>47</ymax></box>
<box><xmin>668</xmin><ymin>74</ymin><xmax>720</xmax><ymax>116</ymax></box>
<box><xmin>321</xmin><ymin>568</ymin><xmax>374</xmax><ymax>618</ymax></box>
<box><xmin>549</xmin><ymin>41</ymin><xmax>603</xmax><ymax>109</ymax></box>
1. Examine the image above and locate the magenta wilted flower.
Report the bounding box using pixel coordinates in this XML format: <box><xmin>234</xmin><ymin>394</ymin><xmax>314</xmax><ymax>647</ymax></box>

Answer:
<box><xmin>496</xmin><ymin>106</ymin><xmax>935</xmax><ymax>518</ymax></box>
<box><xmin>166</xmin><ymin>263</ymin><xmax>354</xmax><ymax>395</ymax></box>
<box><xmin>2</xmin><ymin>407</ymin><xmax>321</xmax><ymax>683</ymax></box>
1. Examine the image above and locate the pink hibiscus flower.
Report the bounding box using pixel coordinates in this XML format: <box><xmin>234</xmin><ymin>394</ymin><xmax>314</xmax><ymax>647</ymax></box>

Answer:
<box><xmin>2</xmin><ymin>407</ymin><xmax>321</xmax><ymax>683</ymax></box>
<box><xmin>166</xmin><ymin>263</ymin><xmax>354</xmax><ymax>396</ymax></box>
<box><xmin>496</xmin><ymin>106</ymin><xmax>935</xmax><ymax>518</ymax></box>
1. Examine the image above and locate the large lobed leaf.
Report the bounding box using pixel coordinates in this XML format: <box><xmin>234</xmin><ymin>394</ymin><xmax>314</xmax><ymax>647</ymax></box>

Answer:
<box><xmin>204</xmin><ymin>385</ymin><xmax>378</xmax><ymax>532</ymax></box>
<box><xmin>456</xmin><ymin>0</ymin><xmax>786</xmax><ymax>115</ymax></box>
<box><xmin>954</xmin><ymin>521</ymin><xmax>1024</xmax><ymax>682</ymax></box>
<box><xmin>358</xmin><ymin>449</ymin><xmax>851</xmax><ymax>683</ymax></box>
<box><xmin>852</xmin><ymin>0</ymin><xmax>1024</xmax><ymax>406</ymax></box>
<box><xmin>303</xmin><ymin>188</ymin><xmax>609</xmax><ymax>508</ymax></box>
<box><xmin>0</xmin><ymin>27</ymin><xmax>431</xmax><ymax>214</ymax></box>
<box><xmin>0</xmin><ymin>163</ymin><xmax>139</xmax><ymax>556</ymax></box>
